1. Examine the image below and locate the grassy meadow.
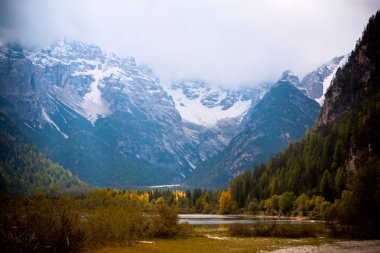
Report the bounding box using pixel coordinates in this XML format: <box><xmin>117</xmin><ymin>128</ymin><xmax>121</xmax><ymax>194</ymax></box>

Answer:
<box><xmin>84</xmin><ymin>227</ymin><xmax>337</xmax><ymax>253</ymax></box>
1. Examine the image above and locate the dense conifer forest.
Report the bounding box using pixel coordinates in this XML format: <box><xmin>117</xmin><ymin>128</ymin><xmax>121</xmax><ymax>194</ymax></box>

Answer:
<box><xmin>228</xmin><ymin>10</ymin><xmax>380</xmax><ymax>237</ymax></box>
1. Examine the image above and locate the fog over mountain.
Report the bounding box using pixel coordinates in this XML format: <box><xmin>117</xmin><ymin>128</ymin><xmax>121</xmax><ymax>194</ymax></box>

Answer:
<box><xmin>1</xmin><ymin>0</ymin><xmax>379</xmax><ymax>87</ymax></box>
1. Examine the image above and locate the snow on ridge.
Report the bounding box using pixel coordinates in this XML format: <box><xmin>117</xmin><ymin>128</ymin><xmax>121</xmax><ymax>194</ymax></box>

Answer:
<box><xmin>41</xmin><ymin>107</ymin><xmax>68</xmax><ymax>138</ymax></box>
<box><xmin>81</xmin><ymin>65</ymin><xmax>110</xmax><ymax>125</ymax></box>
<box><xmin>70</xmin><ymin>56</ymin><xmax>113</xmax><ymax>125</ymax></box>
<box><xmin>316</xmin><ymin>54</ymin><xmax>349</xmax><ymax>106</ymax></box>
<box><xmin>179</xmin><ymin>171</ymin><xmax>186</xmax><ymax>178</ymax></box>
<box><xmin>166</xmin><ymin>87</ymin><xmax>251</xmax><ymax>127</ymax></box>
<box><xmin>147</xmin><ymin>184</ymin><xmax>181</xmax><ymax>189</ymax></box>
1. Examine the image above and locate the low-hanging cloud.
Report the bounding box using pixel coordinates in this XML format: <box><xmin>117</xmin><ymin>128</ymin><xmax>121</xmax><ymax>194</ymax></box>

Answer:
<box><xmin>1</xmin><ymin>0</ymin><xmax>379</xmax><ymax>87</ymax></box>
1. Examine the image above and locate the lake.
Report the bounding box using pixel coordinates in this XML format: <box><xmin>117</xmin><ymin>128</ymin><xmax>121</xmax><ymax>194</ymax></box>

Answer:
<box><xmin>178</xmin><ymin>214</ymin><xmax>319</xmax><ymax>226</ymax></box>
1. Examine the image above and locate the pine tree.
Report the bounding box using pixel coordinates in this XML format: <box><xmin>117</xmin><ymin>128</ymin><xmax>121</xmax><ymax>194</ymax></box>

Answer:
<box><xmin>334</xmin><ymin>167</ymin><xmax>346</xmax><ymax>198</ymax></box>
<box><xmin>320</xmin><ymin>170</ymin><xmax>333</xmax><ymax>202</ymax></box>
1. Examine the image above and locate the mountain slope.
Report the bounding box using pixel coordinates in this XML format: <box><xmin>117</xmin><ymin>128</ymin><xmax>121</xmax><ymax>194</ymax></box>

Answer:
<box><xmin>0</xmin><ymin>110</ymin><xmax>88</xmax><ymax>194</ymax></box>
<box><xmin>298</xmin><ymin>55</ymin><xmax>348</xmax><ymax>104</ymax></box>
<box><xmin>0</xmin><ymin>42</ymin><xmax>274</xmax><ymax>187</ymax></box>
<box><xmin>0</xmin><ymin>40</ymin><xmax>207</xmax><ymax>186</ymax></box>
<box><xmin>166</xmin><ymin>80</ymin><xmax>268</xmax><ymax>127</ymax></box>
<box><xmin>189</xmin><ymin>76</ymin><xmax>320</xmax><ymax>188</ymax></box>
<box><xmin>166</xmin><ymin>80</ymin><xmax>270</xmax><ymax>160</ymax></box>
<box><xmin>228</xmin><ymin>10</ymin><xmax>380</xmax><ymax>236</ymax></box>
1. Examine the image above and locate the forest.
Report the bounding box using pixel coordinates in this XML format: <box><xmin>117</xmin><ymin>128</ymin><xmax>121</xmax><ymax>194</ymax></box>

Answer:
<box><xmin>228</xmin><ymin>10</ymin><xmax>380</xmax><ymax>238</ymax></box>
<box><xmin>1</xmin><ymin>7</ymin><xmax>380</xmax><ymax>253</ymax></box>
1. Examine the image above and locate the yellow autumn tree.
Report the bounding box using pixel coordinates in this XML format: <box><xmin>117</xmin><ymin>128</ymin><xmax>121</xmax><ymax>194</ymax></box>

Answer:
<box><xmin>219</xmin><ymin>190</ymin><xmax>233</xmax><ymax>214</ymax></box>
<box><xmin>139</xmin><ymin>192</ymin><xmax>150</xmax><ymax>204</ymax></box>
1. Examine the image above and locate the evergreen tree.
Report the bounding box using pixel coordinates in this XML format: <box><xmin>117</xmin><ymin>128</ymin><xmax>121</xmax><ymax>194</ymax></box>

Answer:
<box><xmin>334</xmin><ymin>167</ymin><xmax>346</xmax><ymax>198</ymax></box>
<box><xmin>320</xmin><ymin>170</ymin><xmax>333</xmax><ymax>202</ymax></box>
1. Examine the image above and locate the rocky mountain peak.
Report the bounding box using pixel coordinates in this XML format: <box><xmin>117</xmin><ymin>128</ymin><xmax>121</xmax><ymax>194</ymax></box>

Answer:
<box><xmin>188</xmin><ymin>79</ymin><xmax>321</xmax><ymax>188</ymax></box>
<box><xmin>47</xmin><ymin>39</ymin><xmax>105</xmax><ymax>63</ymax></box>
<box><xmin>319</xmin><ymin>11</ymin><xmax>380</xmax><ymax>126</ymax></box>
<box><xmin>166</xmin><ymin>80</ymin><xmax>268</xmax><ymax>127</ymax></box>
<box><xmin>279</xmin><ymin>70</ymin><xmax>300</xmax><ymax>86</ymax></box>
<box><xmin>299</xmin><ymin>55</ymin><xmax>348</xmax><ymax>105</ymax></box>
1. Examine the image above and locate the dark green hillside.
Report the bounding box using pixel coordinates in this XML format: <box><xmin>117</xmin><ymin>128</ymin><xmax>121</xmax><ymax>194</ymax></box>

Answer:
<box><xmin>229</xmin><ymin>10</ymin><xmax>380</xmax><ymax>237</ymax></box>
<box><xmin>0</xmin><ymin>111</ymin><xmax>88</xmax><ymax>195</ymax></box>
<box><xmin>189</xmin><ymin>81</ymin><xmax>320</xmax><ymax>188</ymax></box>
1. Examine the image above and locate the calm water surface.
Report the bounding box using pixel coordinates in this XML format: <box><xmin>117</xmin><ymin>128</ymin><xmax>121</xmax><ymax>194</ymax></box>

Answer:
<box><xmin>178</xmin><ymin>214</ymin><xmax>318</xmax><ymax>226</ymax></box>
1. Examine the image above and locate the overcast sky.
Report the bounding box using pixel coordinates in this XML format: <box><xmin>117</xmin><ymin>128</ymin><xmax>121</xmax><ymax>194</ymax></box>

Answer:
<box><xmin>0</xmin><ymin>0</ymin><xmax>379</xmax><ymax>87</ymax></box>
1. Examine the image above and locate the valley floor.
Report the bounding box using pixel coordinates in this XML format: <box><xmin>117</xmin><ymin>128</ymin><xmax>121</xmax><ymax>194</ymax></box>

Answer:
<box><xmin>82</xmin><ymin>228</ymin><xmax>380</xmax><ymax>253</ymax></box>
<box><xmin>83</xmin><ymin>239</ymin><xmax>380</xmax><ymax>253</ymax></box>
<box><xmin>270</xmin><ymin>240</ymin><xmax>380</xmax><ymax>253</ymax></box>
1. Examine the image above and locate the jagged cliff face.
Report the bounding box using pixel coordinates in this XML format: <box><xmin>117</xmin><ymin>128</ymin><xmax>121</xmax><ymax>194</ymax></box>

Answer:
<box><xmin>299</xmin><ymin>56</ymin><xmax>348</xmax><ymax>104</ymax></box>
<box><xmin>319</xmin><ymin>11</ymin><xmax>380</xmax><ymax>177</ymax></box>
<box><xmin>319</xmin><ymin>13</ymin><xmax>380</xmax><ymax>126</ymax></box>
<box><xmin>0</xmin><ymin>40</ymin><xmax>202</xmax><ymax>186</ymax></box>
<box><xmin>188</xmin><ymin>78</ymin><xmax>321</xmax><ymax>188</ymax></box>
<box><xmin>0</xmin><ymin>37</ymin><xmax>345</xmax><ymax>188</ymax></box>
<box><xmin>0</xmin><ymin>40</ymin><xmax>271</xmax><ymax>187</ymax></box>
<box><xmin>165</xmin><ymin>80</ymin><xmax>270</xmax><ymax>160</ymax></box>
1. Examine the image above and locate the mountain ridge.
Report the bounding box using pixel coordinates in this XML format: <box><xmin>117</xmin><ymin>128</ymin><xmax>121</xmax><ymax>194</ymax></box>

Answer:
<box><xmin>0</xmin><ymin>39</ymin><xmax>346</xmax><ymax>188</ymax></box>
<box><xmin>187</xmin><ymin>79</ymin><xmax>320</xmax><ymax>188</ymax></box>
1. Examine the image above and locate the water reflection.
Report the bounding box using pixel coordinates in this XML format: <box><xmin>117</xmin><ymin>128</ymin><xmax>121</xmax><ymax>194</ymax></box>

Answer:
<box><xmin>178</xmin><ymin>214</ymin><xmax>318</xmax><ymax>226</ymax></box>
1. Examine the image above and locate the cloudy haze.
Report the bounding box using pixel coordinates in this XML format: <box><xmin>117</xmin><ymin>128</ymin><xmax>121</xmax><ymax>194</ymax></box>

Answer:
<box><xmin>1</xmin><ymin>0</ymin><xmax>379</xmax><ymax>87</ymax></box>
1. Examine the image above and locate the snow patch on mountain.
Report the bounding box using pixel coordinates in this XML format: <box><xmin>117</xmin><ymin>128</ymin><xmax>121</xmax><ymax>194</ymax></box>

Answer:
<box><xmin>279</xmin><ymin>70</ymin><xmax>300</xmax><ymax>86</ymax></box>
<box><xmin>41</xmin><ymin>107</ymin><xmax>68</xmax><ymax>138</ymax></box>
<box><xmin>166</xmin><ymin>85</ymin><xmax>251</xmax><ymax>127</ymax></box>
<box><xmin>316</xmin><ymin>54</ymin><xmax>349</xmax><ymax>105</ymax></box>
<box><xmin>75</xmin><ymin>63</ymin><xmax>110</xmax><ymax>125</ymax></box>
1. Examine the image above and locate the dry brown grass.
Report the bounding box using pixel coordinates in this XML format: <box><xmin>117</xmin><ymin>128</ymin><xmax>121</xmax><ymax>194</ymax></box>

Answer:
<box><xmin>83</xmin><ymin>227</ymin><xmax>336</xmax><ymax>253</ymax></box>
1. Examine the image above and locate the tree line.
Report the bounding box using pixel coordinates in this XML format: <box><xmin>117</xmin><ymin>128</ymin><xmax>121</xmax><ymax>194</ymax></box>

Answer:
<box><xmin>0</xmin><ymin>189</ymin><xmax>192</xmax><ymax>252</ymax></box>
<box><xmin>227</xmin><ymin>10</ymin><xmax>380</xmax><ymax>238</ymax></box>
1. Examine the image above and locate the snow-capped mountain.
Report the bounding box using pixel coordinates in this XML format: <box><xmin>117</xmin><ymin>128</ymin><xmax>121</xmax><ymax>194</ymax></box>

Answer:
<box><xmin>278</xmin><ymin>70</ymin><xmax>300</xmax><ymax>87</ymax></box>
<box><xmin>166</xmin><ymin>80</ymin><xmax>268</xmax><ymax>127</ymax></box>
<box><xmin>23</xmin><ymin>39</ymin><xmax>172</xmax><ymax>127</ymax></box>
<box><xmin>0</xmin><ymin>39</ymin><xmax>272</xmax><ymax>187</ymax></box>
<box><xmin>298</xmin><ymin>55</ymin><xmax>349</xmax><ymax>105</ymax></box>
<box><xmin>165</xmin><ymin>80</ymin><xmax>270</xmax><ymax>162</ymax></box>
<box><xmin>0</xmin><ymin>40</ymin><xmax>203</xmax><ymax>186</ymax></box>
<box><xmin>0</xmin><ymin>39</ymin><xmax>339</xmax><ymax>188</ymax></box>
<box><xmin>188</xmin><ymin>74</ymin><xmax>321</xmax><ymax>188</ymax></box>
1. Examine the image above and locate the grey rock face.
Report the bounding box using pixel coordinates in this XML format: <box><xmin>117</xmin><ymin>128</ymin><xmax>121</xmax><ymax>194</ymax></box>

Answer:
<box><xmin>0</xmin><ymin>39</ymin><xmax>271</xmax><ymax>187</ymax></box>
<box><xmin>299</xmin><ymin>56</ymin><xmax>347</xmax><ymax>101</ymax></box>
<box><xmin>279</xmin><ymin>70</ymin><xmax>300</xmax><ymax>87</ymax></box>
<box><xmin>166</xmin><ymin>80</ymin><xmax>270</xmax><ymax>162</ymax></box>
<box><xmin>188</xmin><ymin>80</ymin><xmax>321</xmax><ymax>188</ymax></box>
<box><xmin>0</xmin><ymin>40</ymin><xmax>202</xmax><ymax>186</ymax></box>
<box><xmin>1</xmin><ymin>39</ymin><xmax>326</xmax><ymax>188</ymax></box>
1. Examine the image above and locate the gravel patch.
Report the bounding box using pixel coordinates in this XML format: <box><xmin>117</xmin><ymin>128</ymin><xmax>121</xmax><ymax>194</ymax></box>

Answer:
<box><xmin>269</xmin><ymin>240</ymin><xmax>380</xmax><ymax>253</ymax></box>
<box><xmin>205</xmin><ymin>234</ymin><xmax>230</xmax><ymax>240</ymax></box>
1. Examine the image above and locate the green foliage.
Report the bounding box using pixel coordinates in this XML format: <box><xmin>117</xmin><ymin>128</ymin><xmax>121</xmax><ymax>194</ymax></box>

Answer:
<box><xmin>327</xmin><ymin>156</ymin><xmax>380</xmax><ymax>238</ymax></box>
<box><xmin>279</xmin><ymin>192</ymin><xmax>296</xmax><ymax>215</ymax></box>
<box><xmin>308</xmin><ymin>195</ymin><xmax>330</xmax><ymax>220</ymax></box>
<box><xmin>0</xmin><ymin>194</ymin><xmax>85</xmax><ymax>252</ymax></box>
<box><xmin>334</xmin><ymin>168</ymin><xmax>346</xmax><ymax>198</ymax></box>
<box><xmin>0</xmin><ymin>190</ymin><xmax>193</xmax><ymax>252</ymax></box>
<box><xmin>189</xmin><ymin>81</ymin><xmax>320</xmax><ymax>189</ymax></box>
<box><xmin>0</xmin><ymin>138</ymin><xmax>88</xmax><ymax>195</ymax></box>
<box><xmin>0</xmin><ymin>111</ymin><xmax>88</xmax><ymax>195</ymax></box>
<box><xmin>148</xmin><ymin>204</ymin><xmax>192</xmax><ymax>238</ymax></box>
<box><xmin>228</xmin><ymin>10</ymin><xmax>380</xmax><ymax>237</ymax></box>
<box><xmin>320</xmin><ymin>170</ymin><xmax>333</xmax><ymax>202</ymax></box>
<box><xmin>295</xmin><ymin>193</ymin><xmax>310</xmax><ymax>216</ymax></box>
<box><xmin>246</xmin><ymin>197</ymin><xmax>259</xmax><ymax>214</ymax></box>
<box><xmin>84</xmin><ymin>201</ymin><xmax>147</xmax><ymax>246</ymax></box>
